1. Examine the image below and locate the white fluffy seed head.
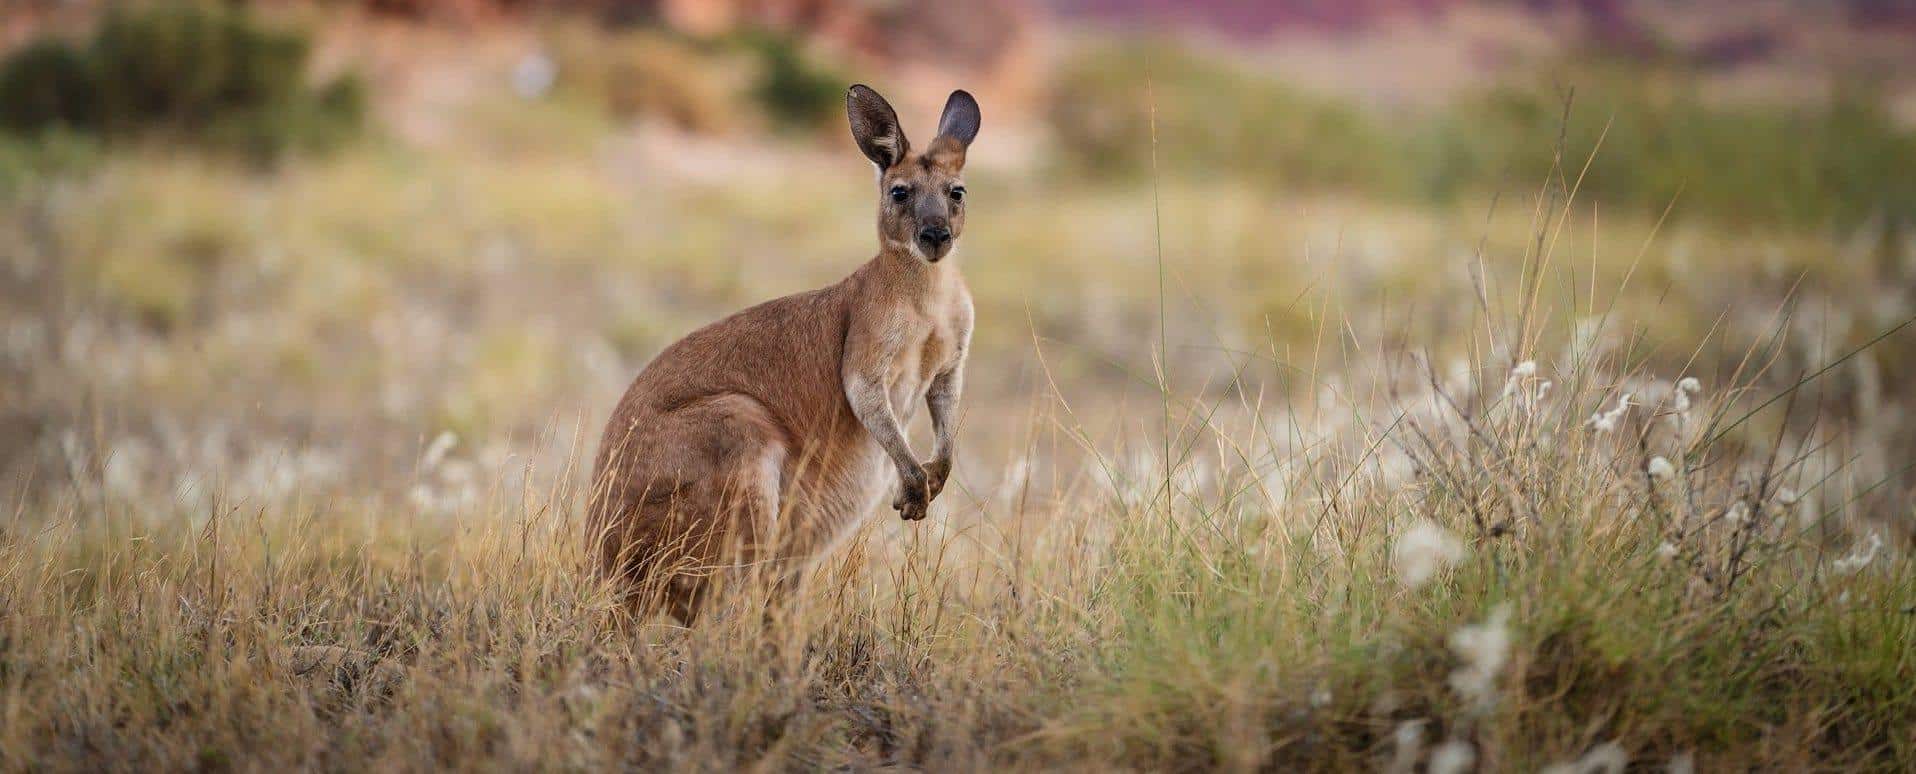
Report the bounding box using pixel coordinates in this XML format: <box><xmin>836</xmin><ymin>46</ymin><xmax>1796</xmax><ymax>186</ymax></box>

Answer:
<box><xmin>1831</xmin><ymin>533</ymin><xmax>1884</xmax><ymax>574</ymax></box>
<box><xmin>1388</xmin><ymin>720</ymin><xmax>1426</xmax><ymax>774</ymax></box>
<box><xmin>1671</xmin><ymin>377</ymin><xmax>1704</xmax><ymax>415</ymax></box>
<box><xmin>1447</xmin><ymin>604</ymin><xmax>1512</xmax><ymax>711</ymax></box>
<box><xmin>1429</xmin><ymin>739</ymin><xmax>1476</xmax><ymax>774</ymax></box>
<box><xmin>1589</xmin><ymin>392</ymin><xmax>1633</xmax><ymax>433</ymax></box>
<box><xmin>1393</xmin><ymin>520</ymin><xmax>1466</xmax><ymax>589</ymax></box>
<box><xmin>1647</xmin><ymin>456</ymin><xmax>1676</xmax><ymax>480</ymax></box>
<box><xmin>422</xmin><ymin>431</ymin><xmax>458</xmax><ymax>473</ymax></box>
<box><xmin>1541</xmin><ymin>741</ymin><xmax>1629</xmax><ymax>774</ymax></box>
<box><xmin>1499</xmin><ymin>360</ymin><xmax>1542</xmax><ymax>403</ymax></box>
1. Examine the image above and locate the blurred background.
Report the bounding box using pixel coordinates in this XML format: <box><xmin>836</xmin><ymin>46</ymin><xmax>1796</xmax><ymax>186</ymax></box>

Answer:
<box><xmin>3</xmin><ymin>0</ymin><xmax>1913</xmax><ymax>521</ymax></box>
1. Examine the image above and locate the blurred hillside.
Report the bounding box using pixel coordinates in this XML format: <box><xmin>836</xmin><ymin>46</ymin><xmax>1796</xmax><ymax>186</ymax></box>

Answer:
<box><xmin>12</xmin><ymin>1</ymin><xmax>1916</xmax><ymax>114</ymax></box>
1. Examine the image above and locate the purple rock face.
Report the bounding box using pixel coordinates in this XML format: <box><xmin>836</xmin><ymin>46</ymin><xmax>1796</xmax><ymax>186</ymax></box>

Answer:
<box><xmin>1046</xmin><ymin>0</ymin><xmax>1459</xmax><ymax>38</ymax></box>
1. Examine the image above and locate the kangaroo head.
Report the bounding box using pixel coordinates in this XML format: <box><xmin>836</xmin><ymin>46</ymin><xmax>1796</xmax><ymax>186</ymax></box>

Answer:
<box><xmin>846</xmin><ymin>85</ymin><xmax>981</xmax><ymax>264</ymax></box>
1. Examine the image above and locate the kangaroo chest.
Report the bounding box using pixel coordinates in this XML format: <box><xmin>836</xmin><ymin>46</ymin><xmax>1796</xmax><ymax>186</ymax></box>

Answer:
<box><xmin>886</xmin><ymin>306</ymin><xmax>965</xmax><ymax>420</ymax></box>
<box><xmin>888</xmin><ymin>337</ymin><xmax>937</xmax><ymax>416</ymax></box>
<box><xmin>775</xmin><ymin>275</ymin><xmax>968</xmax><ymax>548</ymax></box>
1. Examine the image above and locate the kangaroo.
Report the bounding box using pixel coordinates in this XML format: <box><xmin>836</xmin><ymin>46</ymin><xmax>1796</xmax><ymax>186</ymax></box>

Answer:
<box><xmin>587</xmin><ymin>85</ymin><xmax>980</xmax><ymax>623</ymax></box>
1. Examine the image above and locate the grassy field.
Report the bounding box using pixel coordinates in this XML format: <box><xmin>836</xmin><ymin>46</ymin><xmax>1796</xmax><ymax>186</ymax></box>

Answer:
<box><xmin>3</xmin><ymin>13</ymin><xmax>1915</xmax><ymax>771</ymax></box>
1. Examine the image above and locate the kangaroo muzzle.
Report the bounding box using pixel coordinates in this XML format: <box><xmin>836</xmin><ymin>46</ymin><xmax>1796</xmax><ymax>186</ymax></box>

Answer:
<box><xmin>916</xmin><ymin>223</ymin><xmax>952</xmax><ymax>260</ymax></box>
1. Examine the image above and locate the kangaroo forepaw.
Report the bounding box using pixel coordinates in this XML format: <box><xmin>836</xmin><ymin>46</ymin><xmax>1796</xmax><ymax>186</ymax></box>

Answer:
<box><xmin>921</xmin><ymin>458</ymin><xmax>952</xmax><ymax>501</ymax></box>
<box><xmin>893</xmin><ymin>467</ymin><xmax>931</xmax><ymax>521</ymax></box>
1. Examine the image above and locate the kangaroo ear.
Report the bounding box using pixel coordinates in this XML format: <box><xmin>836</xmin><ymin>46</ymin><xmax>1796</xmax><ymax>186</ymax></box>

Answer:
<box><xmin>933</xmin><ymin>90</ymin><xmax>981</xmax><ymax>150</ymax></box>
<box><xmin>847</xmin><ymin>84</ymin><xmax>909</xmax><ymax>170</ymax></box>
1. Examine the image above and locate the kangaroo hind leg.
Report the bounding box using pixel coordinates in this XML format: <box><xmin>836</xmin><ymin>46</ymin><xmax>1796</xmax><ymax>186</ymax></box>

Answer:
<box><xmin>646</xmin><ymin>395</ymin><xmax>788</xmax><ymax>624</ymax></box>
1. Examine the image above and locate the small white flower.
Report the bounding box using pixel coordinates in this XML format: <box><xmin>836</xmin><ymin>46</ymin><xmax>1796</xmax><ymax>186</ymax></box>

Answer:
<box><xmin>1588</xmin><ymin>392</ymin><xmax>1633</xmax><ymax>433</ymax></box>
<box><xmin>1393</xmin><ymin>520</ymin><xmax>1466</xmax><ymax>589</ymax></box>
<box><xmin>1647</xmin><ymin>456</ymin><xmax>1676</xmax><ymax>481</ymax></box>
<box><xmin>1831</xmin><ymin>532</ymin><xmax>1884</xmax><ymax>574</ymax></box>
<box><xmin>1448</xmin><ymin>604</ymin><xmax>1512</xmax><ymax>711</ymax></box>
<box><xmin>1429</xmin><ymin>739</ymin><xmax>1476</xmax><ymax>774</ymax></box>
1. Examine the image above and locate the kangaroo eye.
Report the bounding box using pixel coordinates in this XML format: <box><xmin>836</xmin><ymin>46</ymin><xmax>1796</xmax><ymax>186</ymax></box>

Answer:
<box><xmin>889</xmin><ymin>185</ymin><xmax>909</xmax><ymax>203</ymax></box>
<box><xmin>949</xmin><ymin>186</ymin><xmax>965</xmax><ymax>202</ymax></box>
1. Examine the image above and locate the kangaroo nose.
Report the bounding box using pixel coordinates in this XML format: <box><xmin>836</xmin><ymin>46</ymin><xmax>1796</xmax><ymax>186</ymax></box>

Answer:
<box><xmin>918</xmin><ymin>225</ymin><xmax>951</xmax><ymax>245</ymax></box>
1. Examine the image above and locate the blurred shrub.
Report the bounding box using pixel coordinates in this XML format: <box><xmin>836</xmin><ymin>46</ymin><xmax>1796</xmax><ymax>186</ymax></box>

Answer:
<box><xmin>550</xmin><ymin>24</ymin><xmax>845</xmax><ymax>134</ymax></box>
<box><xmin>0</xmin><ymin>2</ymin><xmax>362</xmax><ymax>159</ymax></box>
<box><xmin>550</xmin><ymin>25</ymin><xmax>746</xmax><ymax>133</ymax></box>
<box><xmin>730</xmin><ymin>30</ymin><xmax>846</xmax><ymax>131</ymax></box>
<box><xmin>0</xmin><ymin>39</ymin><xmax>104</xmax><ymax>134</ymax></box>
<box><xmin>1053</xmin><ymin>41</ymin><xmax>1916</xmax><ymax>230</ymax></box>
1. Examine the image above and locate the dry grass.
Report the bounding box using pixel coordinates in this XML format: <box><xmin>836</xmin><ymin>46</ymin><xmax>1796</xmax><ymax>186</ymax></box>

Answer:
<box><xmin>4</xmin><ymin>316</ymin><xmax>1911</xmax><ymax>769</ymax></box>
<box><xmin>3</xmin><ymin>54</ymin><xmax>1914</xmax><ymax>770</ymax></box>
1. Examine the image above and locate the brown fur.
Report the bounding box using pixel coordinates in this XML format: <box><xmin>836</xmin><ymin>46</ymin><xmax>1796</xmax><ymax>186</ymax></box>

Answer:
<box><xmin>587</xmin><ymin>85</ymin><xmax>980</xmax><ymax>623</ymax></box>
